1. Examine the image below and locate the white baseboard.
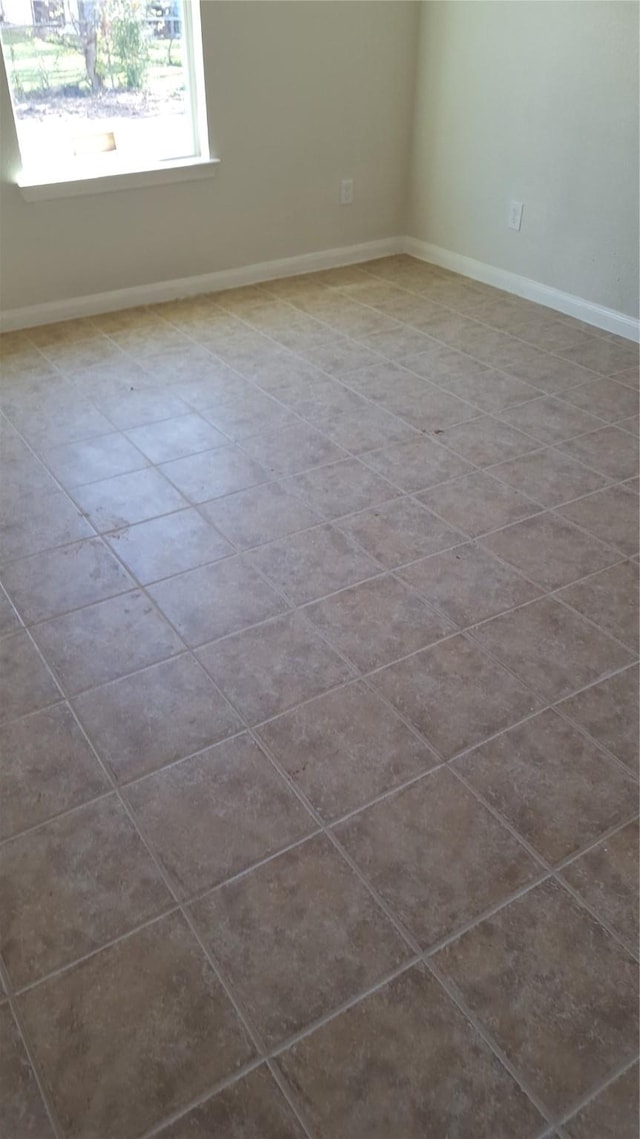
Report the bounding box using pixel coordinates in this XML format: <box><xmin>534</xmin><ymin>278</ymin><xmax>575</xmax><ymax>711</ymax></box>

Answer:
<box><xmin>2</xmin><ymin>232</ymin><xmax>638</xmax><ymax>343</ymax></box>
<box><xmin>0</xmin><ymin>237</ymin><xmax>403</xmax><ymax>332</ymax></box>
<box><xmin>403</xmin><ymin>237</ymin><xmax>640</xmax><ymax>343</ymax></box>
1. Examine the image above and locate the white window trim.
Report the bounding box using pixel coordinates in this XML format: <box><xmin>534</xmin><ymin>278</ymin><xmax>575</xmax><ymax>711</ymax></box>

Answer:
<box><xmin>6</xmin><ymin>1</ymin><xmax>215</xmax><ymax>201</ymax></box>
<box><xmin>17</xmin><ymin>156</ymin><xmax>220</xmax><ymax>201</ymax></box>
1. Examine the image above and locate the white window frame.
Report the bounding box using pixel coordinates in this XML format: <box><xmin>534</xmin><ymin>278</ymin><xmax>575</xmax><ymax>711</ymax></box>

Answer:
<box><xmin>1</xmin><ymin>0</ymin><xmax>218</xmax><ymax>201</ymax></box>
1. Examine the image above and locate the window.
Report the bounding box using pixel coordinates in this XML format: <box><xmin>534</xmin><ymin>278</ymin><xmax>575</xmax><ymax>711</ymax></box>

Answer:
<box><xmin>0</xmin><ymin>0</ymin><xmax>210</xmax><ymax>187</ymax></box>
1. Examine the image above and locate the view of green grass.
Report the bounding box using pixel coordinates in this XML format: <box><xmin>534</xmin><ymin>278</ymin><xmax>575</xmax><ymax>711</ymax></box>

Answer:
<box><xmin>1</xmin><ymin>28</ymin><xmax>184</xmax><ymax>101</ymax></box>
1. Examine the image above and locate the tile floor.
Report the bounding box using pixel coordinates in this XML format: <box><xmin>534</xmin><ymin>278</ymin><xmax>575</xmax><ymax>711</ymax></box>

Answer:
<box><xmin>0</xmin><ymin>255</ymin><xmax>638</xmax><ymax>1139</ymax></box>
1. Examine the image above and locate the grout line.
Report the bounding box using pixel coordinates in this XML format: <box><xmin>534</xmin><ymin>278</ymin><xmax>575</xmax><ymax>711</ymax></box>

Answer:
<box><xmin>137</xmin><ymin>1055</ymin><xmax>267</xmax><ymax>1139</ymax></box>
<box><xmin>0</xmin><ymin>956</ymin><xmax>66</xmax><ymax>1139</ymax></box>
<box><xmin>266</xmin><ymin>957</ymin><xmax>423</xmax><ymax>1064</ymax></box>
<box><xmin>12</xmin><ymin>908</ymin><xmax>180</xmax><ymax>998</ymax></box>
<box><xmin>263</xmin><ymin>1058</ymin><xmax>316</xmax><ymax>1139</ymax></box>
<box><xmin>550</xmin><ymin>1052</ymin><xmax>640</xmax><ymax>1136</ymax></box>
<box><xmin>424</xmin><ymin>956</ymin><xmax>556</xmax><ymax>1128</ymax></box>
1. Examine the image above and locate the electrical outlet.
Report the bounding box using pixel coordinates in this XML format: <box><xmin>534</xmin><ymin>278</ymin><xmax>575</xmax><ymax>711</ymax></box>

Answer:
<box><xmin>508</xmin><ymin>200</ymin><xmax>524</xmax><ymax>231</ymax></box>
<box><xmin>340</xmin><ymin>179</ymin><xmax>354</xmax><ymax>205</ymax></box>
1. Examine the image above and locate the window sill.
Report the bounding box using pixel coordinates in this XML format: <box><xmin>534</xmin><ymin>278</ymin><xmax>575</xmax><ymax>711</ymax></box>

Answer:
<box><xmin>17</xmin><ymin>156</ymin><xmax>220</xmax><ymax>202</ymax></box>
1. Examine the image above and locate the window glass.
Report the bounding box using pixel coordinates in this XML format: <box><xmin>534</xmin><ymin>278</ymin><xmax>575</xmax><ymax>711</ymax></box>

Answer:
<box><xmin>0</xmin><ymin>1</ymin><xmax>199</xmax><ymax>174</ymax></box>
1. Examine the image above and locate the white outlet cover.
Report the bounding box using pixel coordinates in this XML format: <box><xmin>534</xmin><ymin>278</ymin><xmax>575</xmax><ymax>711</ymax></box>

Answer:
<box><xmin>340</xmin><ymin>179</ymin><xmax>354</xmax><ymax>205</ymax></box>
<box><xmin>508</xmin><ymin>200</ymin><xmax>524</xmax><ymax>231</ymax></box>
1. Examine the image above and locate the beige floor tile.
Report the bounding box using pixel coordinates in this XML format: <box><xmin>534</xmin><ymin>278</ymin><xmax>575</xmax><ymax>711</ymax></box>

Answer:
<box><xmin>618</xmin><ymin>412</ymin><xmax>639</xmax><ymax>435</ymax></box>
<box><xmin>111</xmin><ymin>324</ymin><xmax>193</xmax><ymax>358</ymax></box>
<box><xmin>0</xmin><ymin>489</ymin><xmax>94</xmax><ymax>564</ymax></box>
<box><xmin>258</xmin><ymin>681</ymin><xmax>436</xmax><ymax>820</ymax></box>
<box><xmin>336</xmin><ymin>769</ymin><xmax>539</xmax><ymax>946</ymax></box>
<box><xmin>250</xmin><ymin>523</ymin><xmax>380</xmax><ymax>605</ymax></box>
<box><xmin>106</xmin><ymin>507</ymin><xmax>233</xmax><ymax>583</ymax></box>
<box><xmin>67</xmin><ymin>361</ymin><xmax>150</xmax><ymax>404</ymax></box>
<box><xmin>92</xmin><ymin>388</ymin><xmax>191</xmax><ymax>430</ymax></box>
<box><xmin>125</xmin><ymin>734</ymin><xmax>314</xmax><ymax>897</ymax></box>
<box><xmin>473</xmin><ymin>596</ymin><xmax>634</xmax><ymax>702</ymax></box>
<box><xmin>428</xmin><ymin>365</ymin><xmax>541</xmax><ymax>413</ymax></box>
<box><xmin>363</xmin><ymin>436</ymin><xmax>473</xmax><ymax>492</ymax></box>
<box><xmin>0</xmin><ymin>1003</ymin><xmax>55</xmax><ymax>1138</ymax></box>
<box><xmin>336</xmin><ymin>498</ymin><xmax>464</xmax><ymax>569</ymax></box>
<box><xmin>277</xmin><ymin>965</ymin><xmax>543</xmax><ymax>1139</ymax></box>
<box><xmin>557</xmin><ymin>561</ymin><xmax>638</xmax><ymax>650</ymax></box>
<box><xmin>160</xmin><ymin>444</ymin><xmax>269</xmax><ymax>502</ymax></box>
<box><xmin>0</xmin><ymin>631</ymin><xmax>60</xmax><ymax>724</ymax></box>
<box><xmin>208</xmin><ymin>331</ymin><xmax>286</xmax><ymax>374</ymax></box>
<box><xmin>0</xmin><ymin>795</ymin><xmax>172</xmax><ymax>987</ymax></box>
<box><xmin>124</xmin><ymin>413</ymin><xmax>226</xmax><ymax>463</ymax></box>
<box><xmin>435</xmin><ymin>414</ymin><xmax>538</xmax><ymax>466</ymax></box>
<box><xmin>398</xmin><ymin>543</ymin><xmax>540</xmax><ymax>627</ymax></box>
<box><xmin>169</xmin><ymin>372</ymin><xmax>257</xmax><ymax>414</ymax></box>
<box><xmin>560</xmin><ymin>426</ymin><xmax>639</xmax><ymax>481</ymax></box>
<box><xmin>402</xmin><ymin>342</ymin><xmax>490</xmax><ymax>378</ymax></box>
<box><xmin>435</xmin><ymin>880</ymin><xmax>639</xmax><ymax>1115</ymax></box>
<box><xmin>0</xmin><ymin>348</ymin><xmax>56</xmax><ymax>383</ymax></box>
<box><xmin>200</xmin><ymin>480</ymin><xmax>322</xmax><ymax>548</ymax></box>
<box><xmin>495</xmin><ymin>351</ymin><xmax>596</xmax><ymax>393</ymax></box>
<box><xmin>32</xmin><ymin>590</ymin><xmax>183</xmax><ymax>695</ymax></box>
<box><xmin>305</xmin><ymin>574</ymin><xmax>454</xmax><ymax>670</ymax></box>
<box><xmin>481</xmin><ymin>511</ymin><xmax>619</xmax><ymax>589</ymax></box>
<box><xmin>247</xmin><ymin>359</ymin><xmax>333</xmax><ymax>406</ymax></box>
<box><xmin>197</xmin><ymin>611</ymin><xmax>352</xmax><ymax>723</ymax></box>
<box><xmin>417</xmin><ymin>470</ymin><xmax>539</xmax><ymax>537</ymax></box>
<box><xmin>611</xmin><ymin>371</ymin><xmax>639</xmax><ymax>403</ymax></box>
<box><xmin>42</xmin><ymin>432</ymin><xmax>149</xmax><ymax>489</ymax></box>
<box><xmin>558</xmin><ymin>336</ymin><xmax>639</xmax><ymax>376</ymax></box>
<box><xmin>332</xmin><ymin>307</ymin><xmax>402</xmax><ymax>341</ymax></box>
<box><xmin>272</xmin><ymin>379</ymin><xmax>360</xmax><ymax>425</ymax></box>
<box><xmin>74</xmin><ymin>653</ymin><xmax>242</xmax><ymax>783</ymax></box>
<box><xmin>281</xmin><ymin>458</ymin><xmax>398</xmax><ymax>519</ymax></box>
<box><xmin>190</xmin><ymin>835</ymin><xmax>408</xmax><ymax>1045</ymax></box>
<box><xmin>561</xmin><ymin>820</ymin><xmax>639</xmax><ymax>952</ymax></box>
<box><xmin>562</xmin><ymin>377</ymin><xmax>639</xmax><ymax>422</ymax></box>
<box><xmin>1</xmin><ymin>537</ymin><xmax>134</xmax><ymax>623</ymax></box>
<box><xmin>361</xmin><ymin>324</ymin><xmax>437</xmax><ymax>359</ymax></box>
<box><xmin>1</xmin><ymin>452</ymin><xmax>58</xmax><ymax>510</ymax></box>
<box><xmin>153</xmin><ymin>1067</ymin><xmax>306</xmax><ymax>1139</ymax></box>
<box><xmin>450</xmin><ymin>329</ymin><xmax>542</xmax><ymax>373</ymax></box>
<box><xmin>200</xmin><ymin>387</ymin><xmax>295</xmax><ymax>440</ymax></box>
<box><xmin>557</xmin><ymin>484</ymin><xmax>639</xmax><ymax>557</ymax></box>
<box><xmin>236</xmin><ymin>421</ymin><xmax>346</xmax><ymax>476</ymax></box>
<box><xmin>489</xmin><ymin>447</ymin><xmax>609</xmax><ymax>506</ymax></box>
<box><xmin>0</xmin><ymin>586</ymin><xmax>20</xmax><ymax>635</ymax></box>
<box><xmin>344</xmin><ymin>365</ymin><xmax>477</xmax><ymax>431</ymax></box>
<box><xmin>72</xmin><ymin>467</ymin><xmax>187</xmax><ymax>531</ymax></box>
<box><xmin>0</xmin><ymin>704</ymin><xmax>108</xmax><ymax>842</ymax></box>
<box><xmin>498</xmin><ymin>395</ymin><xmax>605</xmax><ymax>444</ymax></box>
<box><xmin>558</xmin><ymin>665</ymin><xmax>639</xmax><ymax>774</ymax></box>
<box><xmin>370</xmin><ymin>634</ymin><xmax>539</xmax><ymax>758</ymax></box>
<box><xmin>454</xmin><ymin>709</ymin><xmax>636</xmax><ymax>864</ymax></box>
<box><xmin>336</xmin><ymin>360</ymin><xmax>413</xmax><ymax>402</ymax></box>
<box><xmin>303</xmin><ymin>399</ymin><xmax>420</xmax><ymax>455</ymax></box>
<box><xmin>18</xmin><ymin>913</ymin><xmax>254</xmax><ymax>1139</ymax></box>
<box><xmin>149</xmin><ymin>556</ymin><xmax>286</xmax><ymax>646</ymax></box>
<box><xmin>301</xmin><ymin>337</ymin><xmax>383</xmax><ymax>376</ymax></box>
<box><xmin>40</xmin><ymin>336</ymin><xmax>129</xmax><ymax>374</ymax></box>
<box><xmin>12</xmin><ymin>400</ymin><xmax>115</xmax><ymax>449</ymax></box>
<box><xmin>563</xmin><ymin>1063</ymin><xmax>639</xmax><ymax>1139</ymax></box>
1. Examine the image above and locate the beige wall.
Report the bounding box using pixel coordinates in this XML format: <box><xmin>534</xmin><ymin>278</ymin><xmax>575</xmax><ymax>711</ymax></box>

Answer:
<box><xmin>0</xmin><ymin>1</ymin><xmax>419</xmax><ymax>311</ymax></box>
<box><xmin>408</xmin><ymin>1</ymin><xmax>640</xmax><ymax>318</ymax></box>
